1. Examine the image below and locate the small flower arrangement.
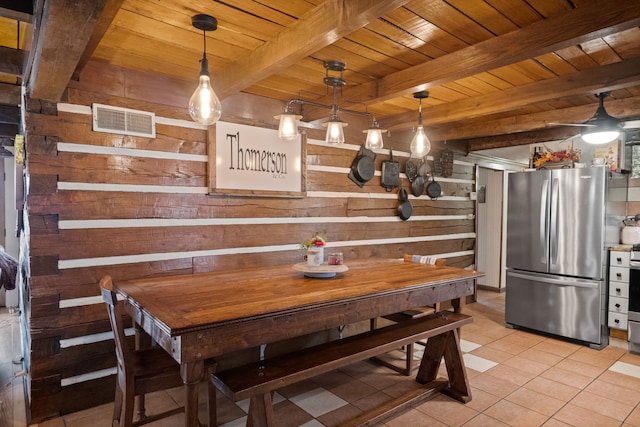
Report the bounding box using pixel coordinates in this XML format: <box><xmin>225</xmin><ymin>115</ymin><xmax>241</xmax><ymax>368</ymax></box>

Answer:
<box><xmin>301</xmin><ymin>232</ymin><xmax>327</xmax><ymax>249</ymax></box>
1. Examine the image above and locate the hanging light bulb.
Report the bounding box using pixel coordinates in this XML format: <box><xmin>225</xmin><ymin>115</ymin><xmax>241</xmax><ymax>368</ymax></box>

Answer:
<box><xmin>364</xmin><ymin>119</ymin><xmax>386</xmax><ymax>150</ymax></box>
<box><xmin>275</xmin><ymin>107</ymin><xmax>302</xmax><ymax>140</ymax></box>
<box><xmin>410</xmin><ymin>91</ymin><xmax>432</xmax><ymax>157</ymax></box>
<box><xmin>323</xmin><ymin>114</ymin><xmax>347</xmax><ymax>144</ymax></box>
<box><xmin>188</xmin><ymin>14</ymin><xmax>222</xmax><ymax>126</ymax></box>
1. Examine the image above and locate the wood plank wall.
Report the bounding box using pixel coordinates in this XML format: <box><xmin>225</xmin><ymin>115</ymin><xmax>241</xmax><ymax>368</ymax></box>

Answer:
<box><xmin>22</xmin><ymin>61</ymin><xmax>476</xmax><ymax>422</ymax></box>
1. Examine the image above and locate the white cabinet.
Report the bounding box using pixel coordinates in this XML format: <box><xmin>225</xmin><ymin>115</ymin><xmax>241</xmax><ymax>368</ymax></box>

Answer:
<box><xmin>608</xmin><ymin>250</ymin><xmax>630</xmax><ymax>331</ymax></box>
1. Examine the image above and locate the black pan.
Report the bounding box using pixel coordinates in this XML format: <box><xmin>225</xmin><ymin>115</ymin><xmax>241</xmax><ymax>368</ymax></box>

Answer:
<box><xmin>397</xmin><ymin>187</ymin><xmax>412</xmax><ymax>220</ymax></box>
<box><xmin>426</xmin><ymin>174</ymin><xmax>441</xmax><ymax>199</ymax></box>
<box><xmin>411</xmin><ymin>175</ymin><xmax>425</xmax><ymax>197</ymax></box>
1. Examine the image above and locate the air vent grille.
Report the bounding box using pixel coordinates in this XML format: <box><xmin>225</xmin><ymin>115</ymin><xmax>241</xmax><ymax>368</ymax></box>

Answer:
<box><xmin>92</xmin><ymin>104</ymin><xmax>156</xmax><ymax>138</ymax></box>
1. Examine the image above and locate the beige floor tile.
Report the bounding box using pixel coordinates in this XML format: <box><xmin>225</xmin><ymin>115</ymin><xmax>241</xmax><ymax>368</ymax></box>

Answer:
<box><xmin>485</xmin><ymin>363</ymin><xmax>537</xmax><ymax>387</ymax></box>
<box><xmin>470</xmin><ymin>372</ymin><xmax>520</xmax><ymax>398</ymax></box>
<box><xmin>502</xmin><ymin>354</ymin><xmax>552</xmax><ymax>376</ymax></box>
<box><xmin>482</xmin><ymin>399</ymin><xmax>549</xmax><ymax>427</ymax></box>
<box><xmin>619</xmin><ymin>352</ymin><xmax>640</xmax><ymax>367</ymax></box>
<box><xmin>505</xmin><ymin>387</ymin><xmax>565</xmax><ymax>417</ymax></box>
<box><xmin>553</xmin><ymin>402</ymin><xmax>621</xmax><ymax>427</ymax></box>
<box><xmin>485</xmin><ymin>338</ymin><xmax>529</xmax><ymax>355</ymax></box>
<box><xmin>554</xmin><ymin>357</ymin><xmax>607</xmax><ymax>379</ymax></box>
<box><xmin>462</xmin><ymin>413</ymin><xmax>511</xmax><ymax>426</ymax></box>
<box><xmin>533</xmin><ymin>340</ymin><xmax>580</xmax><ymax>358</ymax></box>
<box><xmin>470</xmin><ymin>345</ymin><xmax>514</xmax><ymax>364</ymax></box>
<box><xmin>584</xmin><ymin>378</ymin><xmax>640</xmax><ymax>407</ymax></box>
<box><xmin>522</xmin><ymin>377</ymin><xmax>580</xmax><ymax>402</ymax></box>
<box><xmin>540</xmin><ymin>366</ymin><xmax>595</xmax><ymax>389</ymax></box>
<box><xmin>414</xmin><ymin>394</ymin><xmax>479</xmax><ymax>427</ymax></box>
<box><xmin>464</xmin><ymin>386</ymin><xmax>501</xmax><ymax>413</ymax></box>
<box><xmin>542</xmin><ymin>418</ymin><xmax>573</xmax><ymax>426</ymax></box>
<box><xmin>570</xmin><ymin>389</ymin><xmax>634</xmax><ymax>422</ymax></box>
<box><xmin>598</xmin><ymin>369</ymin><xmax>640</xmax><ymax>391</ymax></box>
<box><xmin>384</xmin><ymin>408</ymin><xmax>448</xmax><ymax>427</ymax></box>
<box><xmin>518</xmin><ymin>348</ymin><xmax>564</xmax><ymax>366</ymax></box>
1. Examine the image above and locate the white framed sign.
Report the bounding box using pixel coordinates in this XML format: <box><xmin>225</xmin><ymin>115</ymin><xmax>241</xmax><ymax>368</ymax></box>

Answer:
<box><xmin>209</xmin><ymin>121</ymin><xmax>306</xmax><ymax>197</ymax></box>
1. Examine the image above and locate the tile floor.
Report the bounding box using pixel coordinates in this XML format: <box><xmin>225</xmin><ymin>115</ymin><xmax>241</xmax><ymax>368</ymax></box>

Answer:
<box><xmin>18</xmin><ymin>290</ymin><xmax>640</xmax><ymax>426</ymax></box>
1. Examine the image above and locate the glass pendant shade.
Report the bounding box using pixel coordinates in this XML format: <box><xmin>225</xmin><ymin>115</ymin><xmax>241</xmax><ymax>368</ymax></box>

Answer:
<box><xmin>410</xmin><ymin>125</ymin><xmax>431</xmax><ymax>157</ymax></box>
<box><xmin>275</xmin><ymin>112</ymin><xmax>302</xmax><ymax>140</ymax></box>
<box><xmin>189</xmin><ymin>73</ymin><xmax>222</xmax><ymax>125</ymax></box>
<box><xmin>364</xmin><ymin>124</ymin><xmax>386</xmax><ymax>150</ymax></box>
<box><xmin>323</xmin><ymin>116</ymin><xmax>347</xmax><ymax>144</ymax></box>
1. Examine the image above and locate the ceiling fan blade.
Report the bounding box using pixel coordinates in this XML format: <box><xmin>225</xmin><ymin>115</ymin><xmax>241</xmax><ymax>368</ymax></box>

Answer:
<box><xmin>623</xmin><ymin>120</ymin><xmax>640</xmax><ymax>129</ymax></box>
<box><xmin>547</xmin><ymin>122</ymin><xmax>595</xmax><ymax>127</ymax></box>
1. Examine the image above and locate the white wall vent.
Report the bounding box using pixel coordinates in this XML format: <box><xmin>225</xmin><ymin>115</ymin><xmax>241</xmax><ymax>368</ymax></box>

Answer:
<box><xmin>92</xmin><ymin>104</ymin><xmax>156</xmax><ymax>138</ymax></box>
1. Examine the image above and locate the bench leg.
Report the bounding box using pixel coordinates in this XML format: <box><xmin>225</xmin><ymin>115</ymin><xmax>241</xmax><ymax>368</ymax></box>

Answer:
<box><xmin>247</xmin><ymin>393</ymin><xmax>275</xmax><ymax>427</ymax></box>
<box><xmin>415</xmin><ymin>328</ymin><xmax>471</xmax><ymax>403</ymax></box>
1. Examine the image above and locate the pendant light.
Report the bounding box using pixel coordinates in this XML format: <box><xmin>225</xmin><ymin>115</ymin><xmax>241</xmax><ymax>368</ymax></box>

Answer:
<box><xmin>409</xmin><ymin>91</ymin><xmax>432</xmax><ymax>157</ymax></box>
<box><xmin>581</xmin><ymin>92</ymin><xmax>621</xmax><ymax>144</ymax></box>
<box><xmin>275</xmin><ymin>60</ymin><xmax>385</xmax><ymax>147</ymax></box>
<box><xmin>363</xmin><ymin>119</ymin><xmax>386</xmax><ymax>150</ymax></box>
<box><xmin>188</xmin><ymin>14</ymin><xmax>222</xmax><ymax>126</ymax></box>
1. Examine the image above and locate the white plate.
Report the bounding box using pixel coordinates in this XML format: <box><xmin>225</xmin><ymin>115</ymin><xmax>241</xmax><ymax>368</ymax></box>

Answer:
<box><xmin>292</xmin><ymin>262</ymin><xmax>349</xmax><ymax>278</ymax></box>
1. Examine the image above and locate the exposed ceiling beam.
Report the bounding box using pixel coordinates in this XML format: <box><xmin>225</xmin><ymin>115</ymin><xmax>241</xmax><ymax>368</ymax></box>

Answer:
<box><xmin>0</xmin><ymin>104</ymin><xmax>19</xmax><ymax>124</ymax></box>
<box><xmin>214</xmin><ymin>0</ymin><xmax>413</xmax><ymax>99</ymax></box>
<box><xmin>0</xmin><ymin>46</ymin><xmax>24</xmax><ymax>76</ymax></box>
<box><xmin>463</xmin><ymin>128</ymin><xmax>581</xmax><ymax>153</ymax></box>
<box><xmin>302</xmin><ymin>0</ymin><xmax>640</xmax><ymax>119</ymax></box>
<box><xmin>0</xmin><ymin>82</ymin><xmax>21</xmax><ymax>105</ymax></box>
<box><xmin>27</xmin><ymin>0</ymin><xmax>110</xmax><ymax>102</ymax></box>
<box><xmin>383</xmin><ymin>57</ymin><xmax>640</xmax><ymax>131</ymax></box>
<box><xmin>433</xmin><ymin>96</ymin><xmax>640</xmax><ymax>141</ymax></box>
<box><xmin>71</xmin><ymin>0</ymin><xmax>125</xmax><ymax>81</ymax></box>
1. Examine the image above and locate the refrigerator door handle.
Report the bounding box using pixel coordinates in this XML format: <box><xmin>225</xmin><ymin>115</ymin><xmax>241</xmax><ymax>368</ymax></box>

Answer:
<box><xmin>508</xmin><ymin>271</ymin><xmax>599</xmax><ymax>288</ymax></box>
<box><xmin>540</xmin><ymin>179</ymin><xmax>549</xmax><ymax>265</ymax></box>
<box><xmin>549</xmin><ymin>177</ymin><xmax>559</xmax><ymax>266</ymax></box>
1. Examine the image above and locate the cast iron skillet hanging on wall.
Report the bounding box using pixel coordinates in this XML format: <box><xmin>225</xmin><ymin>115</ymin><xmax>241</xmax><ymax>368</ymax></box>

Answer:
<box><xmin>348</xmin><ymin>144</ymin><xmax>376</xmax><ymax>187</ymax></box>
<box><xmin>426</xmin><ymin>161</ymin><xmax>441</xmax><ymax>200</ymax></box>
<box><xmin>380</xmin><ymin>149</ymin><xmax>400</xmax><ymax>192</ymax></box>
<box><xmin>397</xmin><ymin>185</ymin><xmax>413</xmax><ymax>220</ymax></box>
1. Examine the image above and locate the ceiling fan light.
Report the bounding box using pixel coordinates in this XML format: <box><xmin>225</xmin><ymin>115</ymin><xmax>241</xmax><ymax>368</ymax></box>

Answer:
<box><xmin>275</xmin><ymin>112</ymin><xmax>302</xmax><ymax>140</ymax></box>
<box><xmin>581</xmin><ymin>129</ymin><xmax>620</xmax><ymax>144</ymax></box>
<box><xmin>323</xmin><ymin>115</ymin><xmax>347</xmax><ymax>144</ymax></box>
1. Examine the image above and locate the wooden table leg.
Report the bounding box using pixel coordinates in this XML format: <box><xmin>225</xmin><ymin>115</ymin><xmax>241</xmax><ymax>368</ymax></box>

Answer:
<box><xmin>416</xmin><ymin>328</ymin><xmax>471</xmax><ymax>403</ymax></box>
<box><xmin>181</xmin><ymin>360</ymin><xmax>204</xmax><ymax>427</ymax></box>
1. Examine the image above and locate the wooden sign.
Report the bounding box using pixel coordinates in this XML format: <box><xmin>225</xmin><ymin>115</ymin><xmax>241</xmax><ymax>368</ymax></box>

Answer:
<box><xmin>209</xmin><ymin>121</ymin><xmax>306</xmax><ymax>197</ymax></box>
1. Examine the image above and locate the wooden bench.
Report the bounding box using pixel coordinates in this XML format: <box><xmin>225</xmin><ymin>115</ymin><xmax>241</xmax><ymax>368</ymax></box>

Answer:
<box><xmin>212</xmin><ymin>311</ymin><xmax>473</xmax><ymax>427</ymax></box>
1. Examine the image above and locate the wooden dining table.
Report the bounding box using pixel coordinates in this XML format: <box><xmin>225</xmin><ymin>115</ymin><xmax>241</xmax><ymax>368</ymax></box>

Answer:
<box><xmin>114</xmin><ymin>258</ymin><xmax>483</xmax><ymax>427</ymax></box>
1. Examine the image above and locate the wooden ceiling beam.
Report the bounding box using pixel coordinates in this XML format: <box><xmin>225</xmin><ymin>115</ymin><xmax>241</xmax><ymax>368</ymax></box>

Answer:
<box><xmin>27</xmin><ymin>0</ymin><xmax>110</xmax><ymax>102</ymax></box>
<box><xmin>305</xmin><ymin>0</ymin><xmax>640</xmax><ymax>116</ymax></box>
<box><xmin>213</xmin><ymin>0</ymin><xmax>413</xmax><ymax>99</ymax></box>
<box><xmin>0</xmin><ymin>82</ymin><xmax>21</xmax><ymax>105</ymax></box>
<box><xmin>383</xmin><ymin>57</ymin><xmax>640</xmax><ymax>130</ymax></box>
<box><xmin>431</xmin><ymin>96</ymin><xmax>640</xmax><ymax>142</ymax></box>
<box><xmin>0</xmin><ymin>46</ymin><xmax>23</xmax><ymax>76</ymax></box>
<box><xmin>462</xmin><ymin>128</ymin><xmax>580</xmax><ymax>153</ymax></box>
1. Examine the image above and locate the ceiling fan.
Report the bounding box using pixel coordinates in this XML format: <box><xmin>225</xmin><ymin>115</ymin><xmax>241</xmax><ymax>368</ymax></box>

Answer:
<box><xmin>551</xmin><ymin>92</ymin><xmax>640</xmax><ymax>144</ymax></box>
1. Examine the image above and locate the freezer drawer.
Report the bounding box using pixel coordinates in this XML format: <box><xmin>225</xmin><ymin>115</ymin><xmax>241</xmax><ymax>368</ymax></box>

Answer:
<box><xmin>506</xmin><ymin>270</ymin><xmax>604</xmax><ymax>346</ymax></box>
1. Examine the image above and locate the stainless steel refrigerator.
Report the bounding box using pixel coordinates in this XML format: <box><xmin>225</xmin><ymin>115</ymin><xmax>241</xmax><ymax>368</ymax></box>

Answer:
<box><xmin>505</xmin><ymin>167</ymin><xmax>623</xmax><ymax>349</ymax></box>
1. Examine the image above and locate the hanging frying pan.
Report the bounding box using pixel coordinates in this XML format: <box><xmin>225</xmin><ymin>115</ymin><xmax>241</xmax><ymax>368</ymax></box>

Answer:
<box><xmin>348</xmin><ymin>144</ymin><xmax>376</xmax><ymax>187</ymax></box>
<box><xmin>397</xmin><ymin>186</ymin><xmax>413</xmax><ymax>221</ymax></box>
<box><xmin>405</xmin><ymin>155</ymin><xmax>418</xmax><ymax>182</ymax></box>
<box><xmin>426</xmin><ymin>172</ymin><xmax>441</xmax><ymax>200</ymax></box>
<box><xmin>380</xmin><ymin>149</ymin><xmax>400</xmax><ymax>192</ymax></box>
<box><xmin>411</xmin><ymin>175</ymin><xmax>425</xmax><ymax>197</ymax></box>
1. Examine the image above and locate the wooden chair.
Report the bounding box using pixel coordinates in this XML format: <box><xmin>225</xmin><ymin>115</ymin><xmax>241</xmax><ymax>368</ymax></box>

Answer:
<box><xmin>370</xmin><ymin>255</ymin><xmax>446</xmax><ymax>376</ymax></box>
<box><xmin>100</xmin><ymin>275</ymin><xmax>186</xmax><ymax>427</ymax></box>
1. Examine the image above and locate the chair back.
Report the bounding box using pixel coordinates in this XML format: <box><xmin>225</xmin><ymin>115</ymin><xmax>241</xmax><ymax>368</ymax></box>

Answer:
<box><xmin>100</xmin><ymin>275</ymin><xmax>131</xmax><ymax>376</ymax></box>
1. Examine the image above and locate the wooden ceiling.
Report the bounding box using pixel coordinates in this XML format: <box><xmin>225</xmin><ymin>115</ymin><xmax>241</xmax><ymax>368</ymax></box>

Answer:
<box><xmin>1</xmin><ymin>0</ymin><xmax>640</xmax><ymax>153</ymax></box>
